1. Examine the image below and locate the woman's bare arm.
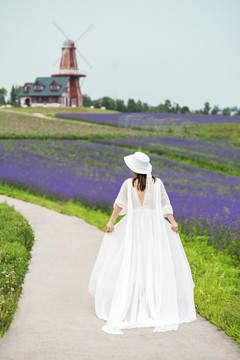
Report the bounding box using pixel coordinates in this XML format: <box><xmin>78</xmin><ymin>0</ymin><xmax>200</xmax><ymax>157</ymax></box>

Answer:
<box><xmin>166</xmin><ymin>214</ymin><xmax>178</xmax><ymax>233</ymax></box>
<box><xmin>166</xmin><ymin>214</ymin><xmax>175</xmax><ymax>224</ymax></box>
<box><xmin>106</xmin><ymin>204</ymin><xmax>122</xmax><ymax>233</ymax></box>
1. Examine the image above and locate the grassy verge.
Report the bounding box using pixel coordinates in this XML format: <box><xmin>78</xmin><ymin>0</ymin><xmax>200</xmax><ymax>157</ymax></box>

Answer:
<box><xmin>182</xmin><ymin>234</ymin><xmax>240</xmax><ymax>344</ymax></box>
<box><xmin>0</xmin><ymin>183</ymin><xmax>111</xmax><ymax>232</ymax></box>
<box><xmin>0</xmin><ymin>182</ymin><xmax>239</xmax><ymax>344</ymax></box>
<box><xmin>0</xmin><ymin>201</ymin><xmax>34</xmax><ymax>337</ymax></box>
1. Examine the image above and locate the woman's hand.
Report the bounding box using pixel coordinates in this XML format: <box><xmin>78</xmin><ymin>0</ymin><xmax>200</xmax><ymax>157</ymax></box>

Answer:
<box><xmin>106</xmin><ymin>222</ymin><xmax>114</xmax><ymax>233</ymax></box>
<box><xmin>171</xmin><ymin>221</ymin><xmax>178</xmax><ymax>233</ymax></box>
<box><xmin>106</xmin><ymin>205</ymin><xmax>121</xmax><ymax>233</ymax></box>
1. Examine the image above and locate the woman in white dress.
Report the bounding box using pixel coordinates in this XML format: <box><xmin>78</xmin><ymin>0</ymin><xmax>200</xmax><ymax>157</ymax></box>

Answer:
<box><xmin>88</xmin><ymin>151</ymin><xmax>197</xmax><ymax>335</ymax></box>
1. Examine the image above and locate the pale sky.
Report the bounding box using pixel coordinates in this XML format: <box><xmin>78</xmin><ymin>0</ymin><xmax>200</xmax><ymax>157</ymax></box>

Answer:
<box><xmin>1</xmin><ymin>0</ymin><xmax>239</xmax><ymax>110</ymax></box>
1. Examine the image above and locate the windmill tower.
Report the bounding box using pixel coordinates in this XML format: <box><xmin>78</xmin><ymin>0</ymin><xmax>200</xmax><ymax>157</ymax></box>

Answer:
<box><xmin>52</xmin><ymin>22</ymin><xmax>93</xmax><ymax>107</ymax></box>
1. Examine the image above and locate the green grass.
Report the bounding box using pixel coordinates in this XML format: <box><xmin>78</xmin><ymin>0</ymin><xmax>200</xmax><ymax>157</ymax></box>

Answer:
<box><xmin>3</xmin><ymin>106</ymin><xmax>119</xmax><ymax>116</ymax></box>
<box><xmin>141</xmin><ymin>122</ymin><xmax>240</xmax><ymax>143</ymax></box>
<box><xmin>0</xmin><ymin>201</ymin><xmax>34</xmax><ymax>337</ymax></box>
<box><xmin>0</xmin><ymin>182</ymin><xmax>239</xmax><ymax>344</ymax></box>
<box><xmin>183</xmin><ymin>234</ymin><xmax>240</xmax><ymax>344</ymax></box>
<box><xmin>0</xmin><ymin>110</ymin><xmax>141</xmax><ymax>139</ymax></box>
<box><xmin>2</xmin><ymin>108</ymin><xmax>240</xmax><ymax>144</ymax></box>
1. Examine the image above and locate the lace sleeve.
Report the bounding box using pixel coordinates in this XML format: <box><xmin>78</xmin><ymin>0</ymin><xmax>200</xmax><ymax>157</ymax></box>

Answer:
<box><xmin>160</xmin><ymin>180</ymin><xmax>173</xmax><ymax>216</ymax></box>
<box><xmin>113</xmin><ymin>179</ymin><xmax>128</xmax><ymax>215</ymax></box>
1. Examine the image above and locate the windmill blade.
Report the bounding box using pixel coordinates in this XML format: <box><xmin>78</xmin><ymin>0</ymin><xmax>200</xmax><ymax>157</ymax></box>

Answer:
<box><xmin>74</xmin><ymin>24</ymin><xmax>94</xmax><ymax>44</ymax></box>
<box><xmin>80</xmin><ymin>77</ymin><xmax>86</xmax><ymax>89</ymax></box>
<box><xmin>76</xmin><ymin>49</ymin><xmax>92</xmax><ymax>69</ymax></box>
<box><xmin>52</xmin><ymin>21</ymin><xmax>69</xmax><ymax>40</ymax></box>
<box><xmin>52</xmin><ymin>57</ymin><xmax>61</xmax><ymax>67</ymax></box>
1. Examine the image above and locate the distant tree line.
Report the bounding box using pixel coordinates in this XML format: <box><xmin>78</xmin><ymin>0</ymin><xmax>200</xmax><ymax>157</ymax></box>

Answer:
<box><xmin>0</xmin><ymin>85</ymin><xmax>239</xmax><ymax>115</ymax></box>
<box><xmin>0</xmin><ymin>86</ymin><xmax>21</xmax><ymax>106</ymax></box>
<box><xmin>83</xmin><ymin>94</ymin><xmax>240</xmax><ymax>116</ymax></box>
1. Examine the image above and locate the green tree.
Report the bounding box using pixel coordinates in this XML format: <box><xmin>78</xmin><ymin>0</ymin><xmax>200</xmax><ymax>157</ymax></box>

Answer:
<box><xmin>211</xmin><ymin>105</ymin><xmax>220</xmax><ymax>115</ymax></box>
<box><xmin>115</xmin><ymin>99</ymin><xmax>126</xmax><ymax>112</ymax></box>
<box><xmin>163</xmin><ymin>99</ymin><xmax>172</xmax><ymax>112</ymax></box>
<box><xmin>101</xmin><ymin>96</ymin><xmax>112</xmax><ymax>109</ymax></box>
<box><xmin>127</xmin><ymin>98</ymin><xmax>137</xmax><ymax>112</ymax></box>
<box><xmin>156</xmin><ymin>99</ymin><xmax>172</xmax><ymax>113</ymax></box>
<box><xmin>77</xmin><ymin>94</ymin><xmax>238</xmax><ymax>117</ymax></box>
<box><xmin>10</xmin><ymin>85</ymin><xmax>17</xmax><ymax>105</ymax></box>
<box><xmin>172</xmin><ymin>102</ymin><xmax>181</xmax><ymax>113</ymax></box>
<box><xmin>136</xmin><ymin>100</ymin><xmax>143</xmax><ymax>112</ymax></box>
<box><xmin>230</xmin><ymin>106</ymin><xmax>238</xmax><ymax>113</ymax></box>
<box><xmin>16</xmin><ymin>86</ymin><xmax>22</xmax><ymax>99</ymax></box>
<box><xmin>0</xmin><ymin>88</ymin><xmax>7</xmax><ymax>105</ymax></box>
<box><xmin>194</xmin><ymin>109</ymin><xmax>203</xmax><ymax>114</ymax></box>
<box><xmin>203</xmin><ymin>101</ymin><xmax>211</xmax><ymax>115</ymax></box>
<box><xmin>142</xmin><ymin>102</ymin><xmax>149</xmax><ymax>112</ymax></box>
<box><xmin>233</xmin><ymin>108</ymin><xmax>240</xmax><ymax>116</ymax></box>
<box><xmin>83</xmin><ymin>94</ymin><xmax>92</xmax><ymax>107</ymax></box>
<box><xmin>222</xmin><ymin>107</ymin><xmax>231</xmax><ymax>116</ymax></box>
<box><xmin>180</xmin><ymin>106</ymin><xmax>190</xmax><ymax>114</ymax></box>
<box><xmin>95</xmin><ymin>96</ymin><xmax>115</xmax><ymax>110</ymax></box>
<box><xmin>92</xmin><ymin>99</ymin><xmax>101</xmax><ymax>108</ymax></box>
<box><xmin>9</xmin><ymin>85</ymin><xmax>22</xmax><ymax>106</ymax></box>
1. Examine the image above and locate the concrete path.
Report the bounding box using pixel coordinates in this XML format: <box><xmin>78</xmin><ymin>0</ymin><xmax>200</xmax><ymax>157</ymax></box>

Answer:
<box><xmin>1</xmin><ymin>109</ymin><xmax>80</xmax><ymax>124</ymax></box>
<box><xmin>0</xmin><ymin>195</ymin><xmax>239</xmax><ymax>360</ymax></box>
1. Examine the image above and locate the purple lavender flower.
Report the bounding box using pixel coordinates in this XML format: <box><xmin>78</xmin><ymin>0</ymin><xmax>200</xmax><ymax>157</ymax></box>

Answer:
<box><xmin>55</xmin><ymin>112</ymin><xmax>240</xmax><ymax>127</ymax></box>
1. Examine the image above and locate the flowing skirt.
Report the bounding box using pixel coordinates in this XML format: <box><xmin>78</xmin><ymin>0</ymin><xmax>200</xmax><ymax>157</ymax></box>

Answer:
<box><xmin>88</xmin><ymin>208</ymin><xmax>197</xmax><ymax>334</ymax></box>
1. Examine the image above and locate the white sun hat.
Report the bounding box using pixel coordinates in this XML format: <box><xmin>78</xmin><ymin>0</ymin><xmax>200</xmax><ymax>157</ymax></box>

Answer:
<box><xmin>124</xmin><ymin>151</ymin><xmax>152</xmax><ymax>174</ymax></box>
<box><xmin>124</xmin><ymin>151</ymin><xmax>153</xmax><ymax>187</ymax></box>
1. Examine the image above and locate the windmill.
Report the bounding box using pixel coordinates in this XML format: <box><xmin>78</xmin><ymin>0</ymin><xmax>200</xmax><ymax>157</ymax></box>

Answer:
<box><xmin>52</xmin><ymin>22</ymin><xmax>93</xmax><ymax>107</ymax></box>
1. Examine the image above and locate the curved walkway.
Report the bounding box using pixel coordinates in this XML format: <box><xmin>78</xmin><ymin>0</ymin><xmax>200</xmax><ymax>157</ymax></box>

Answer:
<box><xmin>1</xmin><ymin>109</ymin><xmax>81</xmax><ymax>124</ymax></box>
<box><xmin>0</xmin><ymin>195</ymin><xmax>239</xmax><ymax>360</ymax></box>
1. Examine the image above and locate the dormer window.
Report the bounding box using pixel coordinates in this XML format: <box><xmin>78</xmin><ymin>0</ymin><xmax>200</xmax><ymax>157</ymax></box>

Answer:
<box><xmin>34</xmin><ymin>81</ymin><xmax>43</xmax><ymax>92</ymax></box>
<box><xmin>24</xmin><ymin>84</ymin><xmax>32</xmax><ymax>93</ymax></box>
<box><xmin>50</xmin><ymin>81</ymin><xmax>60</xmax><ymax>92</ymax></box>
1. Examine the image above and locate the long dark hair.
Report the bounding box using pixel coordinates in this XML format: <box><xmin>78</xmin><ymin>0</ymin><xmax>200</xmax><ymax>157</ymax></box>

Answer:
<box><xmin>132</xmin><ymin>173</ymin><xmax>156</xmax><ymax>191</ymax></box>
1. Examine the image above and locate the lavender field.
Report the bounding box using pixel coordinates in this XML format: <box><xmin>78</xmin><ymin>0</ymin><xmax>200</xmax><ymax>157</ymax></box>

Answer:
<box><xmin>55</xmin><ymin>112</ymin><xmax>240</xmax><ymax>127</ymax></box>
<box><xmin>0</xmin><ymin>138</ymin><xmax>239</xmax><ymax>261</ymax></box>
<box><xmin>94</xmin><ymin>136</ymin><xmax>240</xmax><ymax>173</ymax></box>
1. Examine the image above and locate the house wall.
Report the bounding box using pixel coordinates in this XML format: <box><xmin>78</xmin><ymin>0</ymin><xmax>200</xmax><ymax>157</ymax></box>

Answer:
<box><xmin>20</xmin><ymin>80</ymin><xmax>71</xmax><ymax>108</ymax></box>
<box><xmin>60</xmin><ymin>80</ymin><xmax>70</xmax><ymax>107</ymax></box>
<box><xmin>20</xmin><ymin>97</ymin><xmax>31</xmax><ymax>107</ymax></box>
<box><xmin>69</xmin><ymin>77</ymin><xmax>83</xmax><ymax>107</ymax></box>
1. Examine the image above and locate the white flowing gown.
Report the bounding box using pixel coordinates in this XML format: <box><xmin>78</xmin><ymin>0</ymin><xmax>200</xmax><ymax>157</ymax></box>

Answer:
<box><xmin>88</xmin><ymin>177</ymin><xmax>197</xmax><ymax>334</ymax></box>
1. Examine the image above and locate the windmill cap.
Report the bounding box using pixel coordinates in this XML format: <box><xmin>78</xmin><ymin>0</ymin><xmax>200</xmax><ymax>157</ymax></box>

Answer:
<box><xmin>63</xmin><ymin>39</ymin><xmax>75</xmax><ymax>48</ymax></box>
